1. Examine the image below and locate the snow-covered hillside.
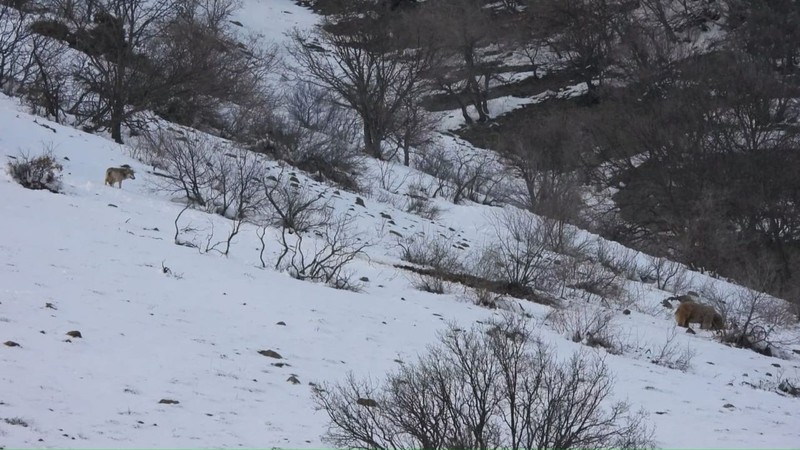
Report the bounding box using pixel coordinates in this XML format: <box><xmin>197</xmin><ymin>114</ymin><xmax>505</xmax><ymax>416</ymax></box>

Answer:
<box><xmin>2</xmin><ymin>1</ymin><xmax>800</xmax><ymax>448</ymax></box>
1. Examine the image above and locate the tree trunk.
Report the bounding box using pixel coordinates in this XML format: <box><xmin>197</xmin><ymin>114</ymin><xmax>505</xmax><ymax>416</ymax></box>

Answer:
<box><xmin>110</xmin><ymin>103</ymin><xmax>124</xmax><ymax>143</ymax></box>
<box><xmin>363</xmin><ymin>121</ymin><xmax>382</xmax><ymax>160</ymax></box>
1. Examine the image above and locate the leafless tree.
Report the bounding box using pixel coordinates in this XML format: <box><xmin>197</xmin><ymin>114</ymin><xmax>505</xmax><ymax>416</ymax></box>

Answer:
<box><xmin>416</xmin><ymin>0</ymin><xmax>505</xmax><ymax>124</ymax></box>
<box><xmin>287</xmin><ymin>4</ymin><xmax>436</xmax><ymax>160</ymax></box>
<box><xmin>0</xmin><ymin>2</ymin><xmax>35</xmax><ymax>91</ymax></box>
<box><xmin>313</xmin><ymin>314</ymin><xmax>654</xmax><ymax>449</ymax></box>
<box><xmin>531</xmin><ymin>0</ymin><xmax>631</xmax><ymax>101</ymax></box>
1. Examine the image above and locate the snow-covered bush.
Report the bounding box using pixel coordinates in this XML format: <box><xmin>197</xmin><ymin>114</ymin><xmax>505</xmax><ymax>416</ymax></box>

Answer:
<box><xmin>6</xmin><ymin>150</ymin><xmax>63</xmax><ymax>193</ymax></box>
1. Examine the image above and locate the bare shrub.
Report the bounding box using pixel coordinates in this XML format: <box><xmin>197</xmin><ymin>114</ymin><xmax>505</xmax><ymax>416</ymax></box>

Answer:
<box><xmin>25</xmin><ymin>36</ymin><xmax>72</xmax><ymax>123</ymax></box>
<box><xmin>279</xmin><ymin>81</ymin><xmax>364</xmax><ymax>189</ymax></box>
<box><xmin>313</xmin><ymin>315</ymin><xmax>654</xmax><ymax>449</ymax></box>
<box><xmin>415</xmin><ymin>146</ymin><xmax>506</xmax><ymax>205</ymax></box>
<box><xmin>465</xmin><ymin>285</ymin><xmax>505</xmax><ymax>309</ymax></box>
<box><xmin>594</xmin><ymin>241</ymin><xmax>640</xmax><ymax>281</ymax></box>
<box><xmin>646</xmin><ymin>327</ymin><xmax>696</xmax><ymax>372</ymax></box>
<box><xmin>476</xmin><ymin>208</ymin><xmax>556</xmax><ymax>293</ymax></box>
<box><xmin>261</xmin><ymin>172</ymin><xmax>329</xmax><ymax>234</ymax></box>
<box><xmin>397</xmin><ymin>232</ymin><xmax>461</xmax><ymax>273</ymax></box>
<box><xmin>557</xmin><ymin>256</ymin><xmax>625</xmax><ymax>304</ymax></box>
<box><xmin>275</xmin><ymin>211</ymin><xmax>368</xmax><ymax>290</ymax></box>
<box><xmin>6</xmin><ymin>149</ymin><xmax>63</xmax><ymax>193</ymax></box>
<box><xmin>403</xmin><ymin>181</ymin><xmax>441</xmax><ymax>220</ymax></box>
<box><xmin>142</xmin><ymin>129</ymin><xmax>217</xmax><ymax>206</ymax></box>
<box><xmin>410</xmin><ymin>273</ymin><xmax>448</xmax><ymax>294</ymax></box>
<box><xmin>641</xmin><ymin>255</ymin><xmax>688</xmax><ymax>292</ymax></box>
<box><xmin>549</xmin><ymin>304</ymin><xmax>623</xmax><ymax>354</ymax></box>
<box><xmin>710</xmin><ymin>285</ymin><xmax>798</xmax><ymax>356</ymax></box>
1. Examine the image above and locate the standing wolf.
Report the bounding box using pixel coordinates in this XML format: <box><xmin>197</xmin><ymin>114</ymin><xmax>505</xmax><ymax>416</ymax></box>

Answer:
<box><xmin>104</xmin><ymin>164</ymin><xmax>135</xmax><ymax>188</ymax></box>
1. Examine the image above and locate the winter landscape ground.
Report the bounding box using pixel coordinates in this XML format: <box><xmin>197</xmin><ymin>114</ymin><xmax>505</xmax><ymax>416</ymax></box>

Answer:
<box><xmin>2</xmin><ymin>0</ymin><xmax>800</xmax><ymax>448</ymax></box>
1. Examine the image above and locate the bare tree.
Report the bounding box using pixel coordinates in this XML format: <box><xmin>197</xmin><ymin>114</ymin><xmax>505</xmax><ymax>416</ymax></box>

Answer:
<box><xmin>416</xmin><ymin>0</ymin><xmax>505</xmax><ymax>124</ymax></box>
<box><xmin>45</xmin><ymin>0</ymin><xmax>180</xmax><ymax>143</ymax></box>
<box><xmin>313</xmin><ymin>315</ymin><xmax>654</xmax><ymax>449</ymax></box>
<box><xmin>531</xmin><ymin>0</ymin><xmax>631</xmax><ymax>101</ymax></box>
<box><xmin>287</xmin><ymin>2</ymin><xmax>436</xmax><ymax>159</ymax></box>
<box><xmin>0</xmin><ymin>2</ymin><xmax>35</xmax><ymax>91</ymax></box>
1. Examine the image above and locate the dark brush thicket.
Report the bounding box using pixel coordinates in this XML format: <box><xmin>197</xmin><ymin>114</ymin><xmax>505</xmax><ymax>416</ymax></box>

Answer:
<box><xmin>2</xmin><ymin>0</ymin><xmax>799</xmax><ymax>312</ymax></box>
<box><xmin>297</xmin><ymin>0</ymin><xmax>800</xmax><ymax>313</ymax></box>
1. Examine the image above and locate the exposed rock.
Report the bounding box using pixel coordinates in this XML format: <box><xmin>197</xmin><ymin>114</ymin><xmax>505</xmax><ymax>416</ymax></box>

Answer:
<box><xmin>258</xmin><ymin>349</ymin><xmax>282</xmax><ymax>359</ymax></box>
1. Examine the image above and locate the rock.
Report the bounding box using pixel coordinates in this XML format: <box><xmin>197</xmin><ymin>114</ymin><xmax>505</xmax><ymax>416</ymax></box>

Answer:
<box><xmin>772</xmin><ymin>363</ymin><xmax>781</xmax><ymax>368</ymax></box>
<box><xmin>622</xmin><ymin>309</ymin><xmax>631</xmax><ymax>315</ymax></box>
<box><xmin>356</xmin><ymin>398</ymin><xmax>378</xmax><ymax>407</ymax></box>
<box><xmin>355</xmin><ymin>197</ymin><xmax>365</xmax><ymax>207</ymax></box>
<box><xmin>287</xmin><ymin>375</ymin><xmax>300</xmax><ymax>385</ymax></box>
<box><xmin>45</xmin><ymin>302</ymin><xmax>57</xmax><ymax>310</ymax></box>
<box><xmin>685</xmin><ymin>328</ymin><xmax>696</xmax><ymax>335</ymax></box>
<box><xmin>107</xmin><ymin>203</ymin><xmax>118</xmax><ymax>208</ymax></box>
<box><xmin>360</xmin><ymin>277</ymin><xmax>370</xmax><ymax>282</ymax></box>
<box><xmin>159</xmin><ymin>399</ymin><xmax>179</xmax><ymax>405</ymax></box>
<box><xmin>272</xmin><ymin>362</ymin><xmax>290</xmax><ymax>368</ymax></box>
<box><xmin>66</xmin><ymin>330</ymin><xmax>82</xmax><ymax>338</ymax></box>
<box><xmin>276</xmin><ymin>321</ymin><xmax>286</xmax><ymax>326</ymax></box>
<box><xmin>258</xmin><ymin>349</ymin><xmax>282</xmax><ymax>359</ymax></box>
<box><xmin>380</xmin><ymin>212</ymin><xmax>392</xmax><ymax>220</ymax></box>
<box><xmin>723</xmin><ymin>403</ymin><xmax>735</xmax><ymax>409</ymax></box>
<box><xmin>4</xmin><ymin>341</ymin><xmax>20</xmax><ymax>347</ymax></box>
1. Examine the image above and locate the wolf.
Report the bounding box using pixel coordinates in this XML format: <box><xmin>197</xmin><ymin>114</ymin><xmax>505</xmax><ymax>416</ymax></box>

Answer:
<box><xmin>674</xmin><ymin>300</ymin><xmax>725</xmax><ymax>331</ymax></box>
<box><xmin>104</xmin><ymin>164</ymin><xmax>135</xmax><ymax>188</ymax></box>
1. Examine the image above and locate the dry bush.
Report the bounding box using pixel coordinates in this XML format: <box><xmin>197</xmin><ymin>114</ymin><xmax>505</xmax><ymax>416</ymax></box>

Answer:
<box><xmin>556</xmin><ymin>256</ymin><xmax>625</xmax><ymax>304</ymax></box>
<box><xmin>703</xmin><ymin>284</ymin><xmax>798</xmax><ymax>356</ymax></box>
<box><xmin>645</xmin><ymin>327</ymin><xmax>696</xmax><ymax>372</ymax></box>
<box><xmin>313</xmin><ymin>314</ymin><xmax>654</xmax><ymax>449</ymax></box>
<box><xmin>410</xmin><ymin>273</ymin><xmax>448</xmax><ymax>294</ymax></box>
<box><xmin>275</xmin><ymin>210</ymin><xmax>368</xmax><ymax>291</ymax></box>
<box><xmin>475</xmin><ymin>208</ymin><xmax>557</xmax><ymax>293</ymax></box>
<box><xmin>6</xmin><ymin>149</ymin><xmax>63</xmax><ymax>193</ymax></box>
<box><xmin>415</xmin><ymin>146</ymin><xmax>507</xmax><ymax>205</ymax></box>
<box><xmin>402</xmin><ymin>181</ymin><xmax>442</xmax><ymax>220</ymax></box>
<box><xmin>640</xmin><ymin>255</ymin><xmax>689</xmax><ymax>293</ymax></box>
<box><xmin>467</xmin><ymin>285</ymin><xmax>505</xmax><ymax>309</ymax></box>
<box><xmin>549</xmin><ymin>304</ymin><xmax>623</xmax><ymax>354</ymax></box>
<box><xmin>594</xmin><ymin>240</ymin><xmax>640</xmax><ymax>281</ymax></box>
<box><xmin>141</xmin><ymin>129</ymin><xmax>218</xmax><ymax>205</ymax></box>
<box><xmin>261</xmin><ymin>171</ymin><xmax>330</xmax><ymax>234</ymax></box>
<box><xmin>278</xmin><ymin>81</ymin><xmax>364</xmax><ymax>190</ymax></box>
<box><xmin>397</xmin><ymin>232</ymin><xmax>462</xmax><ymax>272</ymax></box>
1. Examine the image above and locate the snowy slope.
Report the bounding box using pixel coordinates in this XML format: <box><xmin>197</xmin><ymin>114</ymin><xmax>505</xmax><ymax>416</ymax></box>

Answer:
<box><xmin>1</xmin><ymin>0</ymin><xmax>800</xmax><ymax>448</ymax></box>
<box><xmin>2</xmin><ymin>90</ymin><xmax>800</xmax><ymax>448</ymax></box>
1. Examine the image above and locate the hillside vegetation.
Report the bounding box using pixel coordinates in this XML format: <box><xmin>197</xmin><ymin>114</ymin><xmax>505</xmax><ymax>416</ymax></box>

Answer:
<box><xmin>1</xmin><ymin>0</ymin><xmax>800</xmax><ymax>448</ymax></box>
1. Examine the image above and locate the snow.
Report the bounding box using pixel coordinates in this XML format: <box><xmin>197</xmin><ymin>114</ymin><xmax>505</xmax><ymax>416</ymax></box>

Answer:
<box><xmin>1</xmin><ymin>1</ymin><xmax>800</xmax><ymax>448</ymax></box>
